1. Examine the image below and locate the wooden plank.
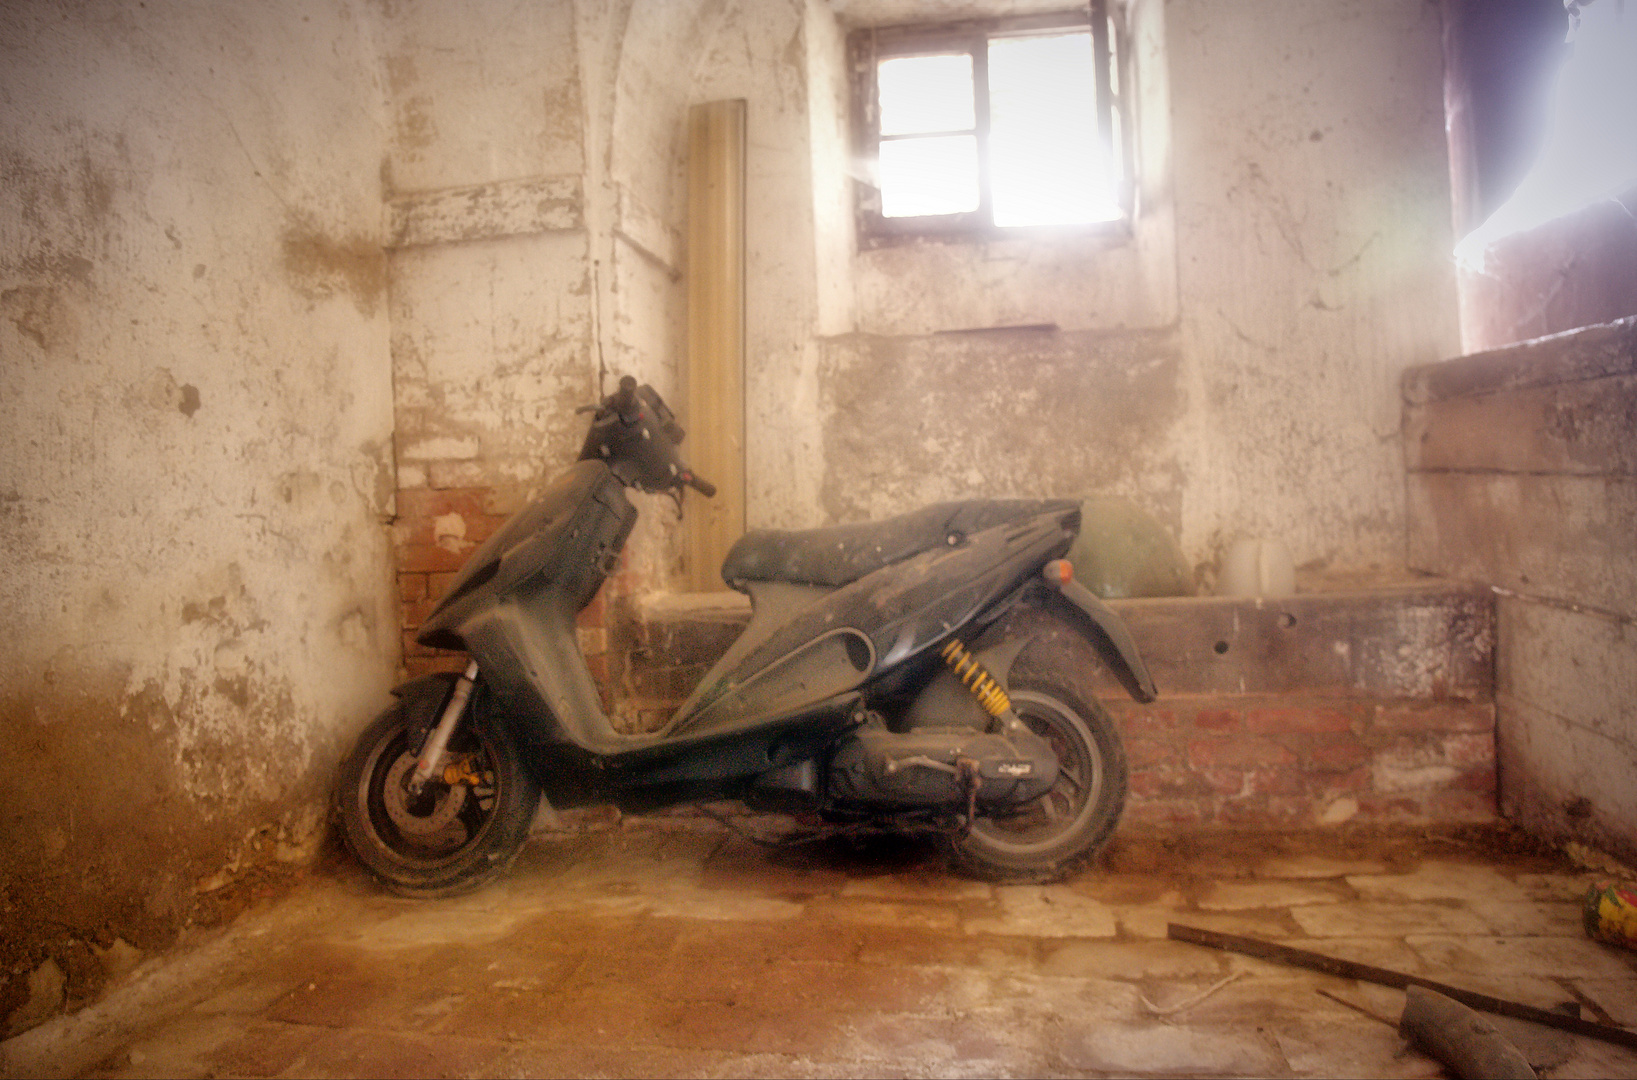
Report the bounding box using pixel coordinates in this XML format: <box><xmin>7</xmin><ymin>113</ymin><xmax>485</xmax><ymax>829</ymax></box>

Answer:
<box><xmin>1407</xmin><ymin>472</ymin><xmax>1637</xmax><ymax>614</ymax></box>
<box><xmin>1167</xmin><ymin>923</ymin><xmax>1637</xmax><ymax>1051</ymax></box>
<box><xmin>685</xmin><ymin>100</ymin><xmax>747</xmax><ymax>592</ymax></box>
<box><xmin>1405</xmin><ymin>374</ymin><xmax>1637</xmax><ymax>475</ymax></box>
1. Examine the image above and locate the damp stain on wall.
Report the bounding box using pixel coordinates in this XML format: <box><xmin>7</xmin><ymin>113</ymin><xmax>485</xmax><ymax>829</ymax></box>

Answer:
<box><xmin>281</xmin><ymin>224</ymin><xmax>388</xmax><ymax>317</ymax></box>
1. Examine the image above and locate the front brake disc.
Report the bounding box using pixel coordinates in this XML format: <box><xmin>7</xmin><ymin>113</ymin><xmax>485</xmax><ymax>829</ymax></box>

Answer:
<box><xmin>383</xmin><ymin>752</ymin><xmax>467</xmax><ymax>835</ymax></box>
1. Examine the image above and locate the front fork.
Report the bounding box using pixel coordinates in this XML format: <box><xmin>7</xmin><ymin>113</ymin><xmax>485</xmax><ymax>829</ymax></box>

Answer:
<box><xmin>408</xmin><ymin>659</ymin><xmax>480</xmax><ymax>795</ymax></box>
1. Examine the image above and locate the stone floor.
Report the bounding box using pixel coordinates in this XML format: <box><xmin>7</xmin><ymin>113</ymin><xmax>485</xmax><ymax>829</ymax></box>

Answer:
<box><xmin>4</xmin><ymin>820</ymin><xmax>1636</xmax><ymax>1079</ymax></box>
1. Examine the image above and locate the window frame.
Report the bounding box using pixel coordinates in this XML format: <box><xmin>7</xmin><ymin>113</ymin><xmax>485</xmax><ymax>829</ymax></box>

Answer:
<box><xmin>848</xmin><ymin>3</ymin><xmax>1128</xmax><ymax>246</ymax></box>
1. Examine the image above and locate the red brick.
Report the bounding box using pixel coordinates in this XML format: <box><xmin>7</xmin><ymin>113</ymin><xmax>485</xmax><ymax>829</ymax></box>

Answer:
<box><xmin>1317</xmin><ymin>766</ymin><xmax>1371</xmax><ymax>793</ymax></box>
<box><xmin>1442</xmin><ymin>732</ymin><xmax>1494</xmax><ymax>768</ymax></box>
<box><xmin>1193</xmin><ymin>707</ymin><xmax>1243</xmax><ymax>732</ymax></box>
<box><xmin>1257</xmin><ymin>769</ymin><xmax>1306</xmax><ymax>797</ymax></box>
<box><xmin>1122</xmin><ymin>800</ymin><xmax>1210</xmax><ymax>827</ymax></box>
<box><xmin>1187</xmin><ymin>736</ymin><xmax>1296</xmax><ymax>771</ymax></box>
<box><xmin>396</xmin><ymin>486</ymin><xmax>494</xmax><ymax>521</ymax></box>
<box><xmin>393</xmin><ymin>489</ymin><xmax>496</xmax><ymax>550</ymax></box>
<box><xmin>1308</xmin><ymin>737</ymin><xmax>1370</xmax><ymax>772</ymax></box>
<box><xmin>398</xmin><ymin>572</ymin><xmax>428</xmax><ymax>604</ymax></box>
<box><xmin>1220</xmin><ymin>797</ymin><xmax>1311</xmax><ymax>826</ymax></box>
<box><xmin>1199</xmin><ymin>768</ymin><xmax>1245</xmax><ymax>795</ymax></box>
<box><xmin>1372</xmin><ymin>702</ymin><xmax>1493</xmax><ymax>733</ymax></box>
<box><xmin>578</xmin><ymin>589</ymin><xmax>607</xmax><ymax>627</ymax></box>
<box><xmin>1127</xmin><ymin>766</ymin><xmax>1209</xmax><ymax>800</ymax></box>
<box><xmin>1121</xmin><ymin>708</ymin><xmax>1178</xmax><ymax>736</ymax></box>
<box><xmin>402</xmin><ymin>598</ymin><xmax>436</xmax><ymax>630</ymax></box>
<box><xmin>1245</xmin><ymin>706</ymin><xmax>1353</xmax><ymax>733</ymax></box>
<box><xmin>467</xmin><ymin>513</ymin><xmax>510</xmax><ymax>544</ymax></box>
<box><xmin>405</xmin><ymin>655</ymin><xmax>470</xmax><ymax>678</ymax></box>
<box><xmin>428</xmin><ymin>571</ymin><xmax>460</xmax><ymax>599</ymax></box>
<box><xmin>397</xmin><ymin>542</ymin><xmax>468</xmax><ymax>573</ymax></box>
<box><xmin>1452</xmin><ymin>765</ymin><xmax>1497</xmax><ymax>792</ymax></box>
<box><xmin>1355</xmin><ymin>793</ymin><xmax>1425</xmax><ymax>819</ymax></box>
<box><xmin>1122</xmin><ymin>738</ymin><xmax>1175</xmax><ymax>770</ymax></box>
<box><xmin>1427</xmin><ymin>789</ymin><xmax>1497</xmax><ymax>820</ymax></box>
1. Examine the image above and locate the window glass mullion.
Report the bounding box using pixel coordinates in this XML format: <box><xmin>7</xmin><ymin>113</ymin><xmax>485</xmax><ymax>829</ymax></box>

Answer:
<box><xmin>973</xmin><ymin>35</ymin><xmax>992</xmax><ymax>225</ymax></box>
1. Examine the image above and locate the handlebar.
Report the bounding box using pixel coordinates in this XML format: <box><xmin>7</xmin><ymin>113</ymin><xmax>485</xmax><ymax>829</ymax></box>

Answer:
<box><xmin>610</xmin><ymin>375</ymin><xmax>639</xmax><ymax>418</ymax></box>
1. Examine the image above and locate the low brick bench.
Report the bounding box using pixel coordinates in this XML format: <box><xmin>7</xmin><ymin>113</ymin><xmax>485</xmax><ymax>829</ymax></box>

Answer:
<box><xmin>614</xmin><ymin>582</ymin><xmax>1497</xmax><ymax>830</ymax></box>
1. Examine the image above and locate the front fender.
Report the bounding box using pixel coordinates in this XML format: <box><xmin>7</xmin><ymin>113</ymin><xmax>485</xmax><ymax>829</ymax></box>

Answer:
<box><xmin>390</xmin><ymin>672</ymin><xmax>460</xmax><ymax>743</ymax></box>
<box><xmin>1043</xmin><ymin>579</ymin><xmax>1158</xmax><ymax>703</ymax></box>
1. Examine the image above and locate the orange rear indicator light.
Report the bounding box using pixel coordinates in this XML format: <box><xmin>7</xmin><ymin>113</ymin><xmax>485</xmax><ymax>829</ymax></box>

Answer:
<box><xmin>1044</xmin><ymin>559</ymin><xmax>1073</xmax><ymax>585</ymax></box>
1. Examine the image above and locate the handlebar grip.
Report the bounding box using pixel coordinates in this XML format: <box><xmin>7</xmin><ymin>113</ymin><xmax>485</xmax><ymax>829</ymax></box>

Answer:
<box><xmin>684</xmin><ymin>472</ymin><xmax>716</xmax><ymax>498</ymax></box>
<box><xmin>610</xmin><ymin>375</ymin><xmax>639</xmax><ymax>416</ymax></box>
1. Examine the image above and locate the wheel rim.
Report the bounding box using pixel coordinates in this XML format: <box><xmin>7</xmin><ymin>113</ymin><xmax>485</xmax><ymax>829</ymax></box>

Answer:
<box><xmin>356</xmin><ymin>717</ymin><xmax>504</xmax><ymax>870</ymax></box>
<box><xmin>968</xmin><ymin>690</ymin><xmax>1105</xmax><ymax>856</ymax></box>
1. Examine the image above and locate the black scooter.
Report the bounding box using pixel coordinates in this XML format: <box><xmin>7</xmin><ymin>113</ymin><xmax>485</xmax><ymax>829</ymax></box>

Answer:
<box><xmin>337</xmin><ymin>377</ymin><xmax>1158</xmax><ymax>894</ymax></box>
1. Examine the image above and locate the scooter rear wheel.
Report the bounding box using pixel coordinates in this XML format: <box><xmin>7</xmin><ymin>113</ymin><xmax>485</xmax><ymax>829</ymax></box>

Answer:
<box><xmin>337</xmin><ymin>693</ymin><xmax>539</xmax><ymax>897</ymax></box>
<box><xmin>940</xmin><ymin>682</ymin><xmax>1127</xmax><ymax>883</ymax></box>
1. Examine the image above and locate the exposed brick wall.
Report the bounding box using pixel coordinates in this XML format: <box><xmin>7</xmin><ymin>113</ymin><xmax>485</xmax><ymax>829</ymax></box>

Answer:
<box><xmin>394</xmin><ymin>485</ymin><xmax>506</xmax><ymax>678</ymax></box>
<box><xmin>1110</xmin><ymin>697</ymin><xmax>1495</xmax><ymax>829</ymax></box>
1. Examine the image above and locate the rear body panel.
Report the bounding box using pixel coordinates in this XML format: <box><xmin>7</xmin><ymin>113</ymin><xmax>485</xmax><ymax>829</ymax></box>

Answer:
<box><xmin>667</xmin><ymin>504</ymin><xmax>1079</xmax><ymax>736</ymax></box>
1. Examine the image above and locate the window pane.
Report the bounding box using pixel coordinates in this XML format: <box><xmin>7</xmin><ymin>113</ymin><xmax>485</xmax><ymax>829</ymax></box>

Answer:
<box><xmin>988</xmin><ymin>32</ymin><xmax>1120</xmax><ymax>227</ymax></box>
<box><xmin>878</xmin><ymin>53</ymin><xmax>975</xmax><ymax>136</ymax></box>
<box><xmin>879</xmin><ymin>135</ymin><xmax>980</xmax><ymax>217</ymax></box>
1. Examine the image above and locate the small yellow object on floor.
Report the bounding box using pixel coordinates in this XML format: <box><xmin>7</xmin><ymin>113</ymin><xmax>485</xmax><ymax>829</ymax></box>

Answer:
<box><xmin>1584</xmin><ymin>880</ymin><xmax>1637</xmax><ymax>950</ymax></box>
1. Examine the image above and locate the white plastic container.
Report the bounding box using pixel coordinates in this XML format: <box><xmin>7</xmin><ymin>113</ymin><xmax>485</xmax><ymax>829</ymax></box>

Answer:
<box><xmin>1219</xmin><ymin>537</ymin><xmax>1295</xmax><ymax>598</ymax></box>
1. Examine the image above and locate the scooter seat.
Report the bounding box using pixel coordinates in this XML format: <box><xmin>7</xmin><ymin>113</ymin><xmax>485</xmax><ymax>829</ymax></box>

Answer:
<box><xmin>721</xmin><ymin>499</ymin><xmax>1079</xmax><ymax>590</ymax></box>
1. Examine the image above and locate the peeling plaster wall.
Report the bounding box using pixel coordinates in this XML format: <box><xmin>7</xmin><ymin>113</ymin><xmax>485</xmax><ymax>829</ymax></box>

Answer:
<box><xmin>380</xmin><ymin>0</ymin><xmax>602</xmax><ymax>678</ymax></box>
<box><xmin>0</xmin><ymin>0</ymin><xmax>396</xmax><ymax>1030</ymax></box>
<box><xmin>383</xmin><ymin>0</ymin><xmax>725</xmax><ymax>673</ymax></box>
<box><xmin>1168</xmin><ymin>0</ymin><xmax>1461</xmax><ymax>573</ymax></box>
<box><xmin>807</xmin><ymin>0</ymin><xmax>1185</xmax><ymax>548</ymax></box>
<box><xmin>688</xmin><ymin>0</ymin><xmax>833</xmax><ymax>532</ymax></box>
<box><xmin>726</xmin><ymin>0</ymin><xmax>1460</xmax><ymax>583</ymax></box>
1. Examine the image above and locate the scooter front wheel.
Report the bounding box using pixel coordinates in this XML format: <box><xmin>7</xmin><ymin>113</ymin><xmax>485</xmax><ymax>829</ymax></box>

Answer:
<box><xmin>940</xmin><ymin>682</ymin><xmax>1127</xmax><ymax>884</ymax></box>
<box><xmin>336</xmin><ymin>692</ymin><xmax>539</xmax><ymax>897</ymax></box>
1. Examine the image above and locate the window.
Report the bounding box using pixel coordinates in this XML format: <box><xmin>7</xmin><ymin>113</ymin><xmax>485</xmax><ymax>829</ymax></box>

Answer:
<box><xmin>849</xmin><ymin>4</ymin><xmax>1127</xmax><ymax>242</ymax></box>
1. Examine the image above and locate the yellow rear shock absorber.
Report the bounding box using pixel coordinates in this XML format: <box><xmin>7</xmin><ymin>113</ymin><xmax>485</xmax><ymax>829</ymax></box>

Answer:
<box><xmin>940</xmin><ymin>638</ymin><xmax>1011</xmax><ymax>718</ymax></box>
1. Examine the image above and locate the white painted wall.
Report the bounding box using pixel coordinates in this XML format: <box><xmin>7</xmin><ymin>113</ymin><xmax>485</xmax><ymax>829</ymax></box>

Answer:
<box><xmin>0</xmin><ymin>0</ymin><xmax>397</xmax><ymax>1010</ymax></box>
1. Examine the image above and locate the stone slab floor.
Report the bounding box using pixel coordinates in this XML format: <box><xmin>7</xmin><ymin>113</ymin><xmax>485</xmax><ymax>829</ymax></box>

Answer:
<box><xmin>4</xmin><ymin>821</ymin><xmax>1636</xmax><ymax>1079</ymax></box>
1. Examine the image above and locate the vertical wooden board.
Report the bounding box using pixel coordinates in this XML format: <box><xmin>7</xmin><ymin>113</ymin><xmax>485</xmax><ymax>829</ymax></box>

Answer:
<box><xmin>685</xmin><ymin>100</ymin><xmax>746</xmax><ymax>592</ymax></box>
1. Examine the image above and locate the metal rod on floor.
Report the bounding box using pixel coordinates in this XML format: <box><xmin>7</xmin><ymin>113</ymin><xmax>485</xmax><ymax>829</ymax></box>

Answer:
<box><xmin>1167</xmin><ymin>922</ymin><xmax>1637</xmax><ymax>1051</ymax></box>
